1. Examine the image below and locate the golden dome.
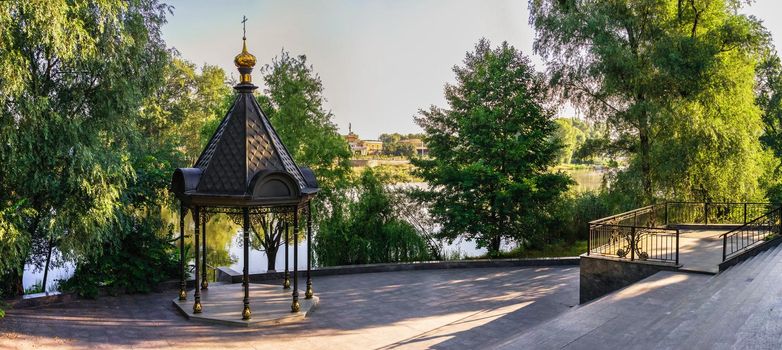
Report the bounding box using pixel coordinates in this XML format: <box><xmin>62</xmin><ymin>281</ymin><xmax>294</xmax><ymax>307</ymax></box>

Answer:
<box><xmin>234</xmin><ymin>38</ymin><xmax>257</xmax><ymax>69</ymax></box>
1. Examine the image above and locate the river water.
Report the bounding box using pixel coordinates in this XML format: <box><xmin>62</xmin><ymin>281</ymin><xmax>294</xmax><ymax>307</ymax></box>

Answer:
<box><xmin>22</xmin><ymin>168</ymin><xmax>604</xmax><ymax>292</ymax></box>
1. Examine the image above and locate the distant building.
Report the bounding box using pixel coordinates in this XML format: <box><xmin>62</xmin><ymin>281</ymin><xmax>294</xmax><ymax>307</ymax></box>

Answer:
<box><xmin>362</xmin><ymin>140</ymin><xmax>383</xmax><ymax>155</ymax></box>
<box><xmin>343</xmin><ymin>123</ymin><xmax>384</xmax><ymax>156</ymax></box>
<box><xmin>400</xmin><ymin>138</ymin><xmax>428</xmax><ymax>156</ymax></box>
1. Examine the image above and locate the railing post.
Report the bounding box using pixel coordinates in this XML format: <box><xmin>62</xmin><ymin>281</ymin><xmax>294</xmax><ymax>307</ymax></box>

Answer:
<box><xmin>630</xmin><ymin>227</ymin><xmax>636</xmax><ymax>261</ymax></box>
<box><xmin>722</xmin><ymin>232</ymin><xmax>727</xmax><ymax>262</ymax></box>
<box><xmin>744</xmin><ymin>203</ymin><xmax>747</xmax><ymax>225</ymax></box>
<box><xmin>634</xmin><ymin>211</ymin><xmax>638</xmax><ymax>226</ymax></box>
<box><xmin>665</xmin><ymin>202</ymin><xmax>669</xmax><ymax>226</ymax></box>
<box><xmin>705</xmin><ymin>202</ymin><xmax>709</xmax><ymax>225</ymax></box>
<box><xmin>675</xmin><ymin>229</ymin><xmax>680</xmax><ymax>265</ymax></box>
<box><xmin>587</xmin><ymin>224</ymin><xmax>591</xmax><ymax>256</ymax></box>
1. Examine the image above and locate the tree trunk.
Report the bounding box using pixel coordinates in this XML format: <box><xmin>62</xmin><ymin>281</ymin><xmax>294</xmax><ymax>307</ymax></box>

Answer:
<box><xmin>639</xmin><ymin>111</ymin><xmax>653</xmax><ymax>202</ymax></box>
<box><xmin>266</xmin><ymin>245</ymin><xmax>278</xmax><ymax>272</ymax></box>
<box><xmin>489</xmin><ymin>236</ymin><xmax>501</xmax><ymax>256</ymax></box>
<box><xmin>41</xmin><ymin>237</ymin><xmax>54</xmax><ymax>293</ymax></box>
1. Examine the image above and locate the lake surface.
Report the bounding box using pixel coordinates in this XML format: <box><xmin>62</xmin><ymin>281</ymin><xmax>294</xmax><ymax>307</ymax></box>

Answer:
<box><xmin>564</xmin><ymin>168</ymin><xmax>604</xmax><ymax>192</ymax></box>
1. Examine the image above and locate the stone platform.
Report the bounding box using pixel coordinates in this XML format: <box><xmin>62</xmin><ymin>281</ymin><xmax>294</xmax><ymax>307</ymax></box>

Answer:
<box><xmin>172</xmin><ymin>283</ymin><xmax>318</xmax><ymax>327</ymax></box>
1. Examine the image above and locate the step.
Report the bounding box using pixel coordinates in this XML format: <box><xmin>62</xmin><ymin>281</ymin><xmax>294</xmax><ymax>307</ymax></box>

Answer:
<box><xmin>685</xmin><ymin>245</ymin><xmax>782</xmax><ymax>347</ymax></box>
<box><xmin>722</xmin><ymin>247</ymin><xmax>782</xmax><ymax>348</ymax></box>
<box><xmin>657</xmin><ymin>245</ymin><xmax>782</xmax><ymax>347</ymax></box>
<box><xmin>633</xmin><ymin>246</ymin><xmax>781</xmax><ymax>347</ymax></box>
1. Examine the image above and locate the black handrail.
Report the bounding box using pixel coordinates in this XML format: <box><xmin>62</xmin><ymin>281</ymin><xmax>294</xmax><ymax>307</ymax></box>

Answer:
<box><xmin>721</xmin><ymin>206</ymin><xmax>782</xmax><ymax>261</ymax></box>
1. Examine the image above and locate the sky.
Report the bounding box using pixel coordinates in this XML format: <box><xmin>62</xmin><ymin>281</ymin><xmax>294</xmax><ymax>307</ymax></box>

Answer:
<box><xmin>162</xmin><ymin>0</ymin><xmax>782</xmax><ymax>139</ymax></box>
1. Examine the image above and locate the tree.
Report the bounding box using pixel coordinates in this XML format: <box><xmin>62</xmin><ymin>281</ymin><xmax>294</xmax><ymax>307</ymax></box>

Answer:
<box><xmin>0</xmin><ymin>0</ymin><xmax>171</xmax><ymax>297</ymax></box>
<box><xmin>249</xmin><ymin>50</ymin><xmax>351</xmax><ymax>270</ymax></box>
<box><xmin>554</xmin><ymin>118</ymin><xmax>586</xmax><ymax>164</ymax></box>
<box><xmin>530</xmin><ymin>0</ymin><xmax>774</xmax><ymax>203</ymax></box>
<box><xmin>411</xmin><ymin>39</ymin><xmax>572</xmax><ymax>254</ymax></box>
<box><xmin>141</xmin><ymin>58</ymin><xmax>233</xmax><ymax>163</ymax></box>
<box><xmin>755</xmin><ymin>50</ymin><xmax>782</xmax><ymax>202</ymax></box>
<box><xmin>379</xmin><ymin>133</ymin><xmax>415</xmax><ymax>157</ymax></box>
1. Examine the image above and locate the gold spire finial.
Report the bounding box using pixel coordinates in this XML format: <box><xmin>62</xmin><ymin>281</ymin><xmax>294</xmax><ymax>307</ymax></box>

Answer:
<box><xmin>234</xmin><ymin>16</ymin><xmax>256</xmax><ymax>84</ymax></box>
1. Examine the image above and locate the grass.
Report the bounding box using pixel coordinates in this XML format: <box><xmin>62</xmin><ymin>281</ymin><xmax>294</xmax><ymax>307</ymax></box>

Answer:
<box><xmin>483</xmin><ymin>240</ymin><xmax>588</xmax><ymax>259</ymax></box>
<box><xmin>552</xmin><ymin>163</ymin><xmax>598</xmax><ymax>171</ymax></box>
<box><xmin>23</xmin><ymin>279</ymin><xmax>60</xmax><ymax>295</ymax></box>
<box><xmin>24</xmin><ymin>280</ymin><xmax>44</xmax><ymax>295</ymax></box>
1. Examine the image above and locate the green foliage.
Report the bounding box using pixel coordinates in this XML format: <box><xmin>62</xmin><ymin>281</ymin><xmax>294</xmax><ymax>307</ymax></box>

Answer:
<box><xmin>141</xmin><ymin>58</ymin><xmax>233</xmax><ymax>163</ymax></box>
<box><xmin>412</xmin><ymin>39</ymin><xmax>572</xmax><ymax>254</ymax></box>
<box><xmin>546</xmin><ymin>191</ymin><xmax>615</xmax><ymax>243</ymax></box>
<box><xmin>486</xmin><ymin>240</ymin><xmax>588</xmax><ymax>259</ymax></box>
<box><xmin>23</xmin><ymin>280</ymin><xmax>43</xmax><ymax>295</ymax></box>
<box><xmin>0</xmin><ymin>203</ymin><xmax>31</xmax><ymax>296</ymax></box>
<box><xmin>0</xmin><ymin>0</ymin><xmax>172</xmax><ymax>296</ymax></box>
<box><xmin>530</xmin><ymin>0</ymin><xmax>775</xmax><ymax>202</ymax></box>
<box><xmin>756</xmin><ymin>50</ymin><xmax>782</xmax><ymax>201</ymax></box>
<box><xmin>61</xmin><ymin>212</ymin><xmax>179</xmax><ymax>298</ymax></box>
<box><xmin>315</xmin><ymin>169</ymin><xmax>431</xmax><ymax>266</ymax></box>
<box><xmin>378</xmin><ymin>133</ymin><xmax>424</xmax><ymax>157</ymax></box>
<box><xmin>553</xmin><ymin>118</ymin><xmax>603</xmax><ymax>164</ymax></box>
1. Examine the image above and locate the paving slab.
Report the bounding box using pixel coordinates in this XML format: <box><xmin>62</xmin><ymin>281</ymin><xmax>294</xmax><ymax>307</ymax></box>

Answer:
<box><xmin>0</xmin><ymin>266</ymin><xmax>579</xmax><ymax>350</ymax></box>
<box><xmin>172</xmin><ymin>283</ymin><xmax>318</xmax><ymax>327</ymax></box>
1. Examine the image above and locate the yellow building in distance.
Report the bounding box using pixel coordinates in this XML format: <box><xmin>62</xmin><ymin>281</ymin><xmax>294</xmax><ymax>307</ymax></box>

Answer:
<box><xmin>344</xmin><ymin>123</ymin><xmax>384</xmax><ymax>156</ymax></box>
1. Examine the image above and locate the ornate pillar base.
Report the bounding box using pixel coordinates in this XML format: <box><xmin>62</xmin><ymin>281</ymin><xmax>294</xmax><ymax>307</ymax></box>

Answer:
<box><xmin>193</xmin><ymin>299</ymin><xmax>203</xmax><ymax>314</ymax></box>
<box><xmin>242</xmin><ymin>305</ymin><xmax>252</xmax><ymax>320</ymax></box>
<box><xmin>178</xmin><ymin>289</ymin><xmax>187</xmax><ymax>301</ymax></box>
<box><xmin>305</xmin><ymin>281</ymin><xmax>313</xmax><ymax>299</ymax></box>
<box><xmin>291</xmin><ymin>299</ymin><xmax>300</xmax><ymax>313</ymax></box>
<box><xmin>283</xmin><ymin>274</ymin><xmax>291</xmax><ymax>289</ymax></box>
<box><xmin>201</xmin><ymin>280</ymin><xmax>209</xmax><ymax>290</ymax></box>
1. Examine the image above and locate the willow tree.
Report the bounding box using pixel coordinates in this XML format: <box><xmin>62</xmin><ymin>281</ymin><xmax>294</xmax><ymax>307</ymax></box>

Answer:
<box><xmin>412</xmin><ymin>40</ymin><xmax>572</xmax><ymax>254</ymax></box>
<box><xmin>530</xmin><ymin>0</ymin><xmax>775</xmax><ymax>203</ymax></box>
<box><xmin>0</xmin><ymin>0</ymin><xmax>170</xmax><ymax>296</ymax></box>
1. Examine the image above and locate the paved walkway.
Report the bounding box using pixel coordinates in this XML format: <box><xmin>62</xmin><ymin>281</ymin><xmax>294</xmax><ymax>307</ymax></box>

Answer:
<box><xmin>0</xmin><ymin>267</ymin><xmax>578</xmax><ymax>350</ymax></box>
<box><xmin>677</xmin><ymin>229</ymin><xmax>725</xmax><ymax>273</ymax></box>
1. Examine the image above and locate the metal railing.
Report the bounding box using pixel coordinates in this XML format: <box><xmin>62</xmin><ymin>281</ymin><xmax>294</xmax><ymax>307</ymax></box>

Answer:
<box><xmin>588</xmin><ymin>223</ymin><xmax>680</xmax><ymax>264</ymax></box>
<box><xmin>588</xmin><ymin>202</ymin><xmax>779</xmax><ymax>265</ymax></box>
<box><xmin>663</xmin><ymin>202</ymin><xmax>773</xmax><ymax>226</ymax></box>
<box><xmin>588</xmin><ymin>205</ymin><xmax>679</xmax><ymax>264</ymax></box>
<box><xmin>722</xmin><ymin>207</ymin><xmax>782</xmax><ymax>261</ymax></box>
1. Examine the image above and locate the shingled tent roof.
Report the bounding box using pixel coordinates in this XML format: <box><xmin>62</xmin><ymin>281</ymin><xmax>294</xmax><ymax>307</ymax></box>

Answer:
<box><xmin>194</xmin><ymin>89</ymin><xmax>309</xmax><ymax>193</ymax></box>
<box><xmin>170</xmin><ymin>45</ymin><xmax>318</xmax><ymax>208</ymax></box>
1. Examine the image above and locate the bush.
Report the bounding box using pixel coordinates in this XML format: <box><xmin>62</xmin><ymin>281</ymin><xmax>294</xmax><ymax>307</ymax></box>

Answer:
<box><xmin>61</xmin><ymin>211</ymin><xmax>179</xmax><ymax>298</ymax></box>
<box><xmin>541</xmin><ymin>191</ymin><xmax>614</xmax><ymax>245</ymax></box>
<box><xmin>315</xmin><ymin>169</ymin><xmax>431</xmax><ymax>266</ymax></box>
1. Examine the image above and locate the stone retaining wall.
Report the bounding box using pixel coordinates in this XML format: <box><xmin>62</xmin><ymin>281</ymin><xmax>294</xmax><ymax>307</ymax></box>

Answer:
<box><xmin>579</xmin><ymin>254</ymin><xmax>680</xmax><ymax>303</ymax></box>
